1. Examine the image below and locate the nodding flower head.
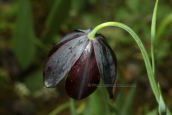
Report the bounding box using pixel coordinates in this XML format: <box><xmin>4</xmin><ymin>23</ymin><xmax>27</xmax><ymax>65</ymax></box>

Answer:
<box><xmin>43</xmin><ymin>29</ymin><xmax>117</xmax><ymax>100</ymax></box>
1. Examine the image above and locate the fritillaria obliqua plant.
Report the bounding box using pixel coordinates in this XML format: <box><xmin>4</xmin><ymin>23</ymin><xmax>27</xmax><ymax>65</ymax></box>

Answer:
<box><xmin>44</xmin><ymin>0</ymin><xmax>171</xmax><ymax>114</ymax></box>
<box><xmin>43</xmin><ymin>29</ymin><xmax>117</xmax><ymax>100</ymax></box>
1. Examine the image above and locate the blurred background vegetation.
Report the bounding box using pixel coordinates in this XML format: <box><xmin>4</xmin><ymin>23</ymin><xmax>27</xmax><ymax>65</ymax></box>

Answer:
<box><xmin>0</xmin><ymin>0</ymin><xmax>172</xmax><ymax>115</ymax></box>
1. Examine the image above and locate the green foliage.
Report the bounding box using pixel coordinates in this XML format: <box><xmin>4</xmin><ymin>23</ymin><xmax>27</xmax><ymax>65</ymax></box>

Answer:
<box><xmin>158</xmin><ymin>84</ymin><xmax>167</xmax><ymax>115</ymax></box>
<box><xmin>70</xmin><ymin>98</ymin><xmax>77</xmax><ymax>115</ymax></box>
<box><xmin>156</xmin><ymin>13</ymin><xmax>172</xmax><ymax>45</ymax></box>
<box><xmin>89</xmin><ymin>91</ymin><xmax>104</xmax><ymax>115</ymax></box>
<box><xmin>23</xmin><ymin>70</ymin><xmax>43</xmax><ymax>92</ymax></box>
<box><xmin>49</xmin><ymin>102</ymin><xmax>70</xmax><ymax>115</ymax></box>
<box><xmin>126</xmin><ymin>0</ymin><xmax>139</xmax><ymax>12</ymax></box>
<box><xmin>114</xmin><ymin>87</ymin><xmax>123</xmax><ymax>111</ymax></box>
<box><xmin>42</xmin><ymin>0</ymin><xmax>71</xmax><ymax>42</ymax></box>
<box><xmin>43</xmin><ymin>0</ymin><xmax>56</xmax><ymax>9</ymax></box>
<box><xmin>12</xmin><ymin>0</ymin><xmax>36</xmax><ymax>69</ymax></box>
<box><xmin>151</xmin><ymin>0</ymin><xmax>159</xmax><ymax>76</ymax></box>
<box><xmin>146</xmin><ymin>108</ymin><xmax>158</xmax><ymax>115</ymax></box>
<box><xmin>121</xmin><ymin>87</ymin><xmax>136</xmax><ymax>115</ymax></box>
<box><xmin>1</xmin><ymin>0</ymin><xmax>172</xmax><ymax>114</ymax></box>
<box><xmin>84</xmin><ymin>99</ymin><xmax>90</xmax><ymax>115</ymax></box>
<box><xmin>99</xmin><ymin>82</ymin><xmax>111</xmax><ymax>115</ymax></box>
<box><xmin>159</xmin><ymin>95</ymin><xmax>167</xmax><ymax>115</ymax></box>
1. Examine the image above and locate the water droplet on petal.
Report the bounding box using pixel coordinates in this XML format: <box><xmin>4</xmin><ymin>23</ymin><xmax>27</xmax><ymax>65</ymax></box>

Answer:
<box><xmin>69</xmin><ymin>47</ymin><xmax>72</xmax><ymax>50</ymax></box>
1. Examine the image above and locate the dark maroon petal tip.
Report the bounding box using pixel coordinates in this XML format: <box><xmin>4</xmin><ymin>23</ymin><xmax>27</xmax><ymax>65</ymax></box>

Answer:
<box><xmin>66</xmin><ymin>41</ymin><xmax>100</xmax><ymax>100</ymax></box>
<box><xmin>93</xmin><ymin>36</ymin><xmax>117</xmax><ymax>99</ymax></box>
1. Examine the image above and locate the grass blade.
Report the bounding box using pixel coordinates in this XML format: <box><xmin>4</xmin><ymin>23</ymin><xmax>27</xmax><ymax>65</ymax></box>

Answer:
<box><xmin>84</xmin><ymin>98</ymin><xmax>90</xmax><ymax>115</ymax></box>
<box><xmin>114</xmin><ymin>87</ymin><xmax>123</xmax><ymax>110</ymax></box>
<box><xmin>146</xmin><ymin>108</ymin><xmax>158</xmax><ymax>115</ymax></box>
<box><xmin>151</xmin><ymin>0</ymin><xmax>159</xmax><ymax>76</ymax></box>
<box><xmin>158</xmin><ymin>83</ymin><xmax>167</xmax><ymax>115</ymax></box>
<box><xmin>89</xmin><ymin>91</ymin><xmax>104</xmax><ymax>115</ymax></box>
<box><xmin>13</xmin><ymin>0</ymin><xmax>36</xmax><ymax>69</ymax></box>
<box><xmin>49</xmin><ymin>102</ymin><xmax>70</xmax><ymax>115</ymax></box>
<box><xmin>42</xmin><ymin>0</ymin><xmax>71</xmax><ymax>42</ymax></box>
<box><xmin>121</xmin><ymin>86</ymin><xmax>136</xmax><ymax>115</ymax></box>
<box><xmin>99</xmin><ymin>81</ymin><xmax>111</xmax><ymax>115</ymax></box>
<box><xmin>156</xmin><ymin>13</ymin><xmax>172</xmax><ymax>45</ymax></box>
<box><xmin>70</xmin><ymin>98</ymin><xmax>77</xmax><ymax>115</ymax></box>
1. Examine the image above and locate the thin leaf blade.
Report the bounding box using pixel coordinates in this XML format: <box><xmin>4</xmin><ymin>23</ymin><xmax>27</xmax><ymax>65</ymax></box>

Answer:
<box><xmin>13</xmin><ymin>0</ymin><xmax>36</xmax><ymax>69</ymax></box>
<box><xmin>121</xmin><ymin>87</ymin><xmax>136</xmax><ymax>115</ymax></box>
<box><xmin>42</xmin><ymin>0</ymin><xmax>71</xmax><ymax>42</ymax></box>
<box><xmin>156</xmin><ymin>13</ymin><xmax>172</xmax><ymax>45</ymax></box>
<box><xmin>89</xmin><ymin>91</ymin><xmax>104</xmax><ymax>115</ymax></box>
<box><xmin>151</xmin><ymin>0</ymin><xmax>159</xmax><ymax>76</ymax></box>
<box><xmin>146</xmin><ymin>108</ymin><xmax>158</xmax><ymax>115</ymax></box>
<box><xmin>49</xmin><ymin>102</ymin><xmax>70</xmax><ymax>115</ymax></box>
<box><xmin>158</xmin><ymin>83</ymin><xmax>167</xmax><ymax>115</ymax></box>
<box><xmin>70</xmin><ymin>98</ymin><xmax>77</xmax><ymax>115</ymax></box>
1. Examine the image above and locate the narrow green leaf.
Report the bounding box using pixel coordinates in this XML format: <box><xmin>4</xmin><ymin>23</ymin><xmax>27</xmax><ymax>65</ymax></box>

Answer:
<box><xmin>156</xmin><ymin>13</ymin><xmax>172</xmax><ymax>45</ymax></box>
<box><xmin>114</xmin><ymin>87</ymin><xmax>123</xmax><ymax>110</ymax></box>
<box><xmin>49</xmin><ymin>102</ymin><xmax>70</xmax><ymax>115</ymax></box>
<box><xmin>108</xmin><ymin>104</ymin><xmax>121</xmax><ymax>115</ymax></box>
<box><xmin>151</xmin><ymin>0</ymin><xmax>159</xmax><ymax>76</ymax></box>
<box><xmin>121</xmin><ymin>87</ymin><xmax>136</xmax><ymax>115</ymax></box>
<box><xmin>42</xmin><ymin>0</ymin><xmax>71</xmax><ymax>42</ymax></box>
<box><xmin>13</xmin><ymin>0</ymin><xmax>36</xmax><ymax>69</ymax></box>
<box><xmin>89</xmin><ymin>91</ymin><xmax>103</xmax><ymax>115</ymax></box>
<box><xmin>158</xmin><ymin>84</ymin><xmax>167</xmax><ymax>115</ymax></box>
<box><xmin>70</xmin><ymin>98</ymin><xmax>77</xmax><ymax>115</ymax></box>
<box><xmin>159</xmin><ymin>95</ymin><xmax>167</xmax><ymax>115</ymax></box>
<box><xmin>167</xmin><ymin>109</ymin><xmax>172</xmax><ymax>115</ymax></box>
<box><xmin>99</xmin><ymin>80</ymin><xmax>111</xmax><ymax>115</ymax></box>
<box><xmin>84</xmin><ymin>98</ymin><xmax>90</xmax><ymax>115</ymax></box>
<box><xmin>146</xmin><ymin>108</ymin><xmax>158</xmax><ymax>115</ymax></box>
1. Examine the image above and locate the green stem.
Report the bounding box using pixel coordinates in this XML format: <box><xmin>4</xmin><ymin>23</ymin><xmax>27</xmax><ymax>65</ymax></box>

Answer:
<box><xmin>88</xmin><ymin>22</ymin><xmax>160</xmax><ymax>103</ymax></box>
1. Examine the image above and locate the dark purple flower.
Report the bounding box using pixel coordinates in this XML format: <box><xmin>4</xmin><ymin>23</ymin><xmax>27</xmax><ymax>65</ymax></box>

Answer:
<box><xmin>43</xmin><ymin>29</ymin><xmax>117</xmax><ymax>100</ymax></box>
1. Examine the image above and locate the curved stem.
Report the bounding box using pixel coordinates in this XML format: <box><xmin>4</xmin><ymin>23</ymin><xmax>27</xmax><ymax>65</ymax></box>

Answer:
<box><xmin>88</xmin><ymin>22</ymin><xmax>160</xmax><ymax>103</ymax></box>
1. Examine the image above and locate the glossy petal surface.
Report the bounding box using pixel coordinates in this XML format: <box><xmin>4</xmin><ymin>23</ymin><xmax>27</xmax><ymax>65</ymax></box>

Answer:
<box><xmin>48</xmin><ymin>30</ymin><xmax>85</xmax><ymax>57</ymax></box>
<box><xmin>66</xmin><ymin>41</ymin><xmax>100</xmax><ymax>100</ymax></box>
<box><xmin>96</xmin><ymin>33</ymin><xmax>117</xmax><ymax>65</ymax></box>
<box><xmin>44</xmin><ymin>35</ymin><xmax>89</xmax><ymax>88</ymax></box>
<box><xmin>93</xmin><ymin>38</ymin><xmax>117</xmax><ymax>98</ymax></box>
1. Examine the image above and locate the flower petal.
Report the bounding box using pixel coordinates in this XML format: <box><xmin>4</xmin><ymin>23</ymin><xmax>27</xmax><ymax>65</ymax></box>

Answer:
<box><xmin>48</xmin><ymin>30</ymin><xmax>85</xmax><ymax>57</ymax></box>
<box><xmin>96</xmin><ymin>33</ymin><xmax>117</xmax><ymax>64</ymax></box>
<box><xmin>66</xmin><ymin>41</ymin><xmax>100</xmax><ymax>100</ymax></box>
<box><xmin>44</xmin><ymin>35</ymin><xmax>89</xmax><ymax>88</ymax></box>
<box><xmin>93</xmin><ymin>38</ymin><xmax>117</xmax><ymax>99</ymax></box>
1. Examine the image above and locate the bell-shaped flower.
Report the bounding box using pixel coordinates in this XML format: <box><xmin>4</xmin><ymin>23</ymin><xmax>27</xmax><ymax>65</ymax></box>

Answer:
<box><xmin>43</xmin><ymin>29</ymin><xmax>117</xmax><ymax>100</ymax></box>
